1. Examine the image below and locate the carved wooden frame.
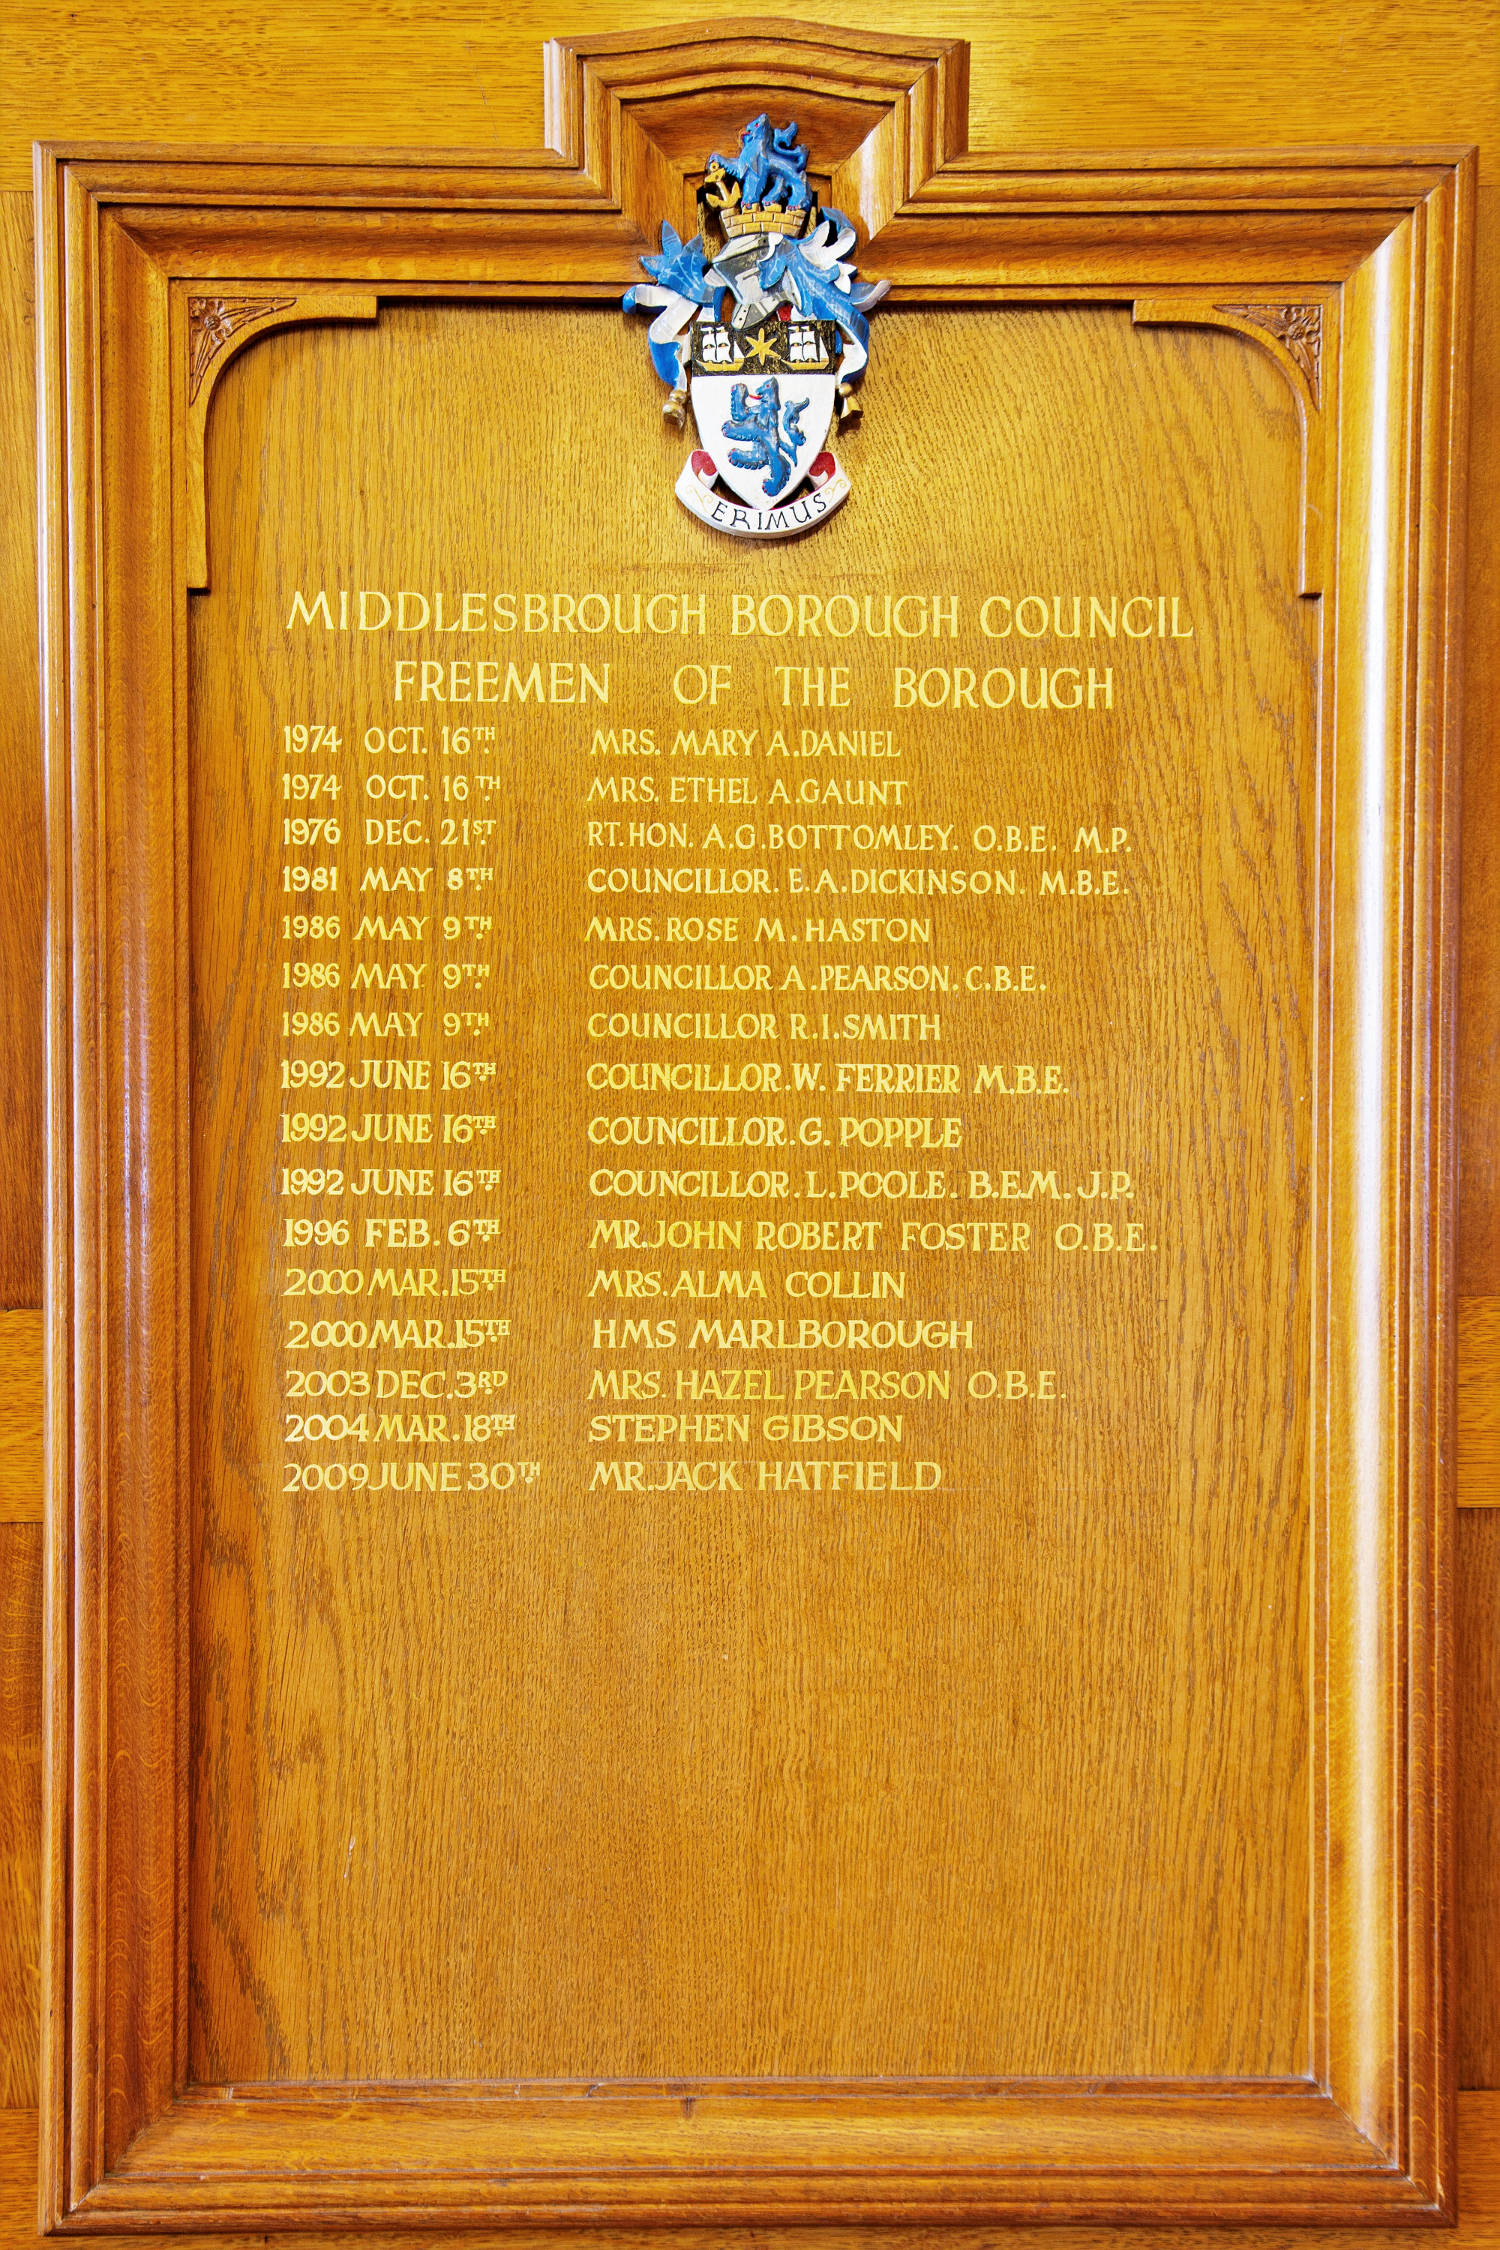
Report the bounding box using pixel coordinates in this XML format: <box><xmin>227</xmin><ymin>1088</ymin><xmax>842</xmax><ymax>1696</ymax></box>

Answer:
<box><xmin>35</xmin><ymin>19</ymin><xmax>1473</xmax><ymax>2231</ymax></box>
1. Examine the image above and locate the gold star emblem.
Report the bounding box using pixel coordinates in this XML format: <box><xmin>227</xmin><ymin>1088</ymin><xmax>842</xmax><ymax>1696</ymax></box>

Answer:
<box><xmin>744</xmin><ymin>328</ymin><xmax>778</xmax><ymax>366</ymax></box>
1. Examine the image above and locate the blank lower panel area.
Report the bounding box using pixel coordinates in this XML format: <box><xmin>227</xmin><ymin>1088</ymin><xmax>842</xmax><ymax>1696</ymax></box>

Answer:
<box><xmin>186</xmin><ymin>303</ymin><xmax>1316</xmax><ymax>2085</ymax></box>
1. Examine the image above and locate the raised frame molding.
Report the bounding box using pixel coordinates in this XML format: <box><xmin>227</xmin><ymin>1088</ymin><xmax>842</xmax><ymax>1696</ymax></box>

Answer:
<box><xmin>35</xmin><ymin>18</ymin><xmax>1473</xmax><ymax>2232</ymax></box>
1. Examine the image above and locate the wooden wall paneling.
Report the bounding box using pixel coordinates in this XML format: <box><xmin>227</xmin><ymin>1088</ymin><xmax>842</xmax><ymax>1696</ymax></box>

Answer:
<box><xmin>8</xmin><ymin>0</ymin><xmax>1493</xmax><ymax>1415</ymax></box>
<box><xmin>2</xmin><ymin>0</ymin><xmax>1494</xmax><ymax>1296</ymax></box>
<box><xmin>0</xmin><ymin>1531</ymin><xmax>41</xmax><ymax>2112</ymax></box>
<box><xmin>1461</xmin><ymin>1515</ymin><xmax>1500</xmax><ymax>2088</ymax></box>
<box><xmin>181</xmin><ymin>292</ymin><xmax>377</xmax><ymax>589</ymax></box>
<box><xmin>0</xmin><ymin>0</ymin><xmax>1482</xmax><ymax>2198</ymax></box>
<box><xmin>0</xmin><ymin>191</ymin><xmax>43</xmax><ymax>1314</ymax></box>
<box><xmin>31</xmin><ymin>20</ymin><xmax>1471</xmax><ymax>2220</ymax></box>
<box><xmin>18</xmin><ymin>2099</ymin><xmax>1500</xmax><ymax>2250</ymax></box>
<box><xmin>0</xmin><ymin>172</ymin><xmax>45</xmax><ymax>2159</ymax></box>
<box><xmin>1462</xmin><ymin>1299</ymin><xmax>1500</xmax><ymax>1504</ymax></box>
<box><xmin>1</xmin><ymin>0</ymin><xmax>1496</xmax><ymax>188</ymax></box>
<box><xmin>189</xmin><ymin>305</ymin><xmax>1317</xmax><ymax>2090</ymax></box>
<box><xmin>0</xmin><ymin>1315</ymin><xmax>43</xmax><ymax>1527</ymax></box>
<box><xmin>1455</xmin><ymin>178</ymin><xmax>1498</xmax><ymax>1304</ymax></box>
<box><xmin>0</xmin><ymin>0</ymin><xmax>1484</xmax><ymax>2220</ymax></box>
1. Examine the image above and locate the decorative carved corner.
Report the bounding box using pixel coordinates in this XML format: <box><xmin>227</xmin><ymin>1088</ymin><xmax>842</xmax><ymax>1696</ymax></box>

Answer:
<box><xmin>188</xmin><ymin>295</ymin><xmax>297</xmax><ymax>403</ymax></box>
<box><xmin>181</xmin><ymin>288</ymin><xmax>379</xmax><ymax>590</ymax></box>
<box><xmin>542</xmin><ymin>20</ymin><xmax>970</xmax><ymax>251</ymax></box>
<box><xmin>1132</xmin><ymin>293</ymin><xmax>1335</xmax><ymax>596</ymax></box>
<box><xmin>1212</xmin><ymin>301</ymin><xmax>1323</xmax><ymax>406</ymax></box>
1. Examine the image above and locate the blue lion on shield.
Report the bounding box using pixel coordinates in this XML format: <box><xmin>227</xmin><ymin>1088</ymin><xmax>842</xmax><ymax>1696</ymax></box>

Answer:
<box><xmin>721</xmin><ymin>377</ymin><xmax>811</xmax><ymax>498</ymax></box>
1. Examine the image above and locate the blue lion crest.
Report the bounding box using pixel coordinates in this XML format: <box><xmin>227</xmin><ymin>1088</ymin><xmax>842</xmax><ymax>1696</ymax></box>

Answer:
<box><xmin>704</xmin><ymin>114</ymin><xmax>813</xmax><ymax>213</ymax></box>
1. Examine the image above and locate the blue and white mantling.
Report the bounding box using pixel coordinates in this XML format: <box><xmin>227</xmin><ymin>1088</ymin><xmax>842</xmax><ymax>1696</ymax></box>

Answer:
<box><xmin>623</xmin><ymin>115</ymin><xmax>889</xmax><ymax>539</ymax></box>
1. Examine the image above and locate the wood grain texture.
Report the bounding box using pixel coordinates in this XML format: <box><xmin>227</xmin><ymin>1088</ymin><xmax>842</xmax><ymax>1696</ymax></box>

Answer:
<box><xmin>180</xmin><ymin>290</ymin><xmax>379</xmax><ymax>588</ymax></box>
<box><xmin>1461</xmin><ymin>1299</ymin><xmax>1500</xmax><ymax>1506</ymax></box>
<box><xmin>0</xmin><ymin>1529</ymin><xmax>42</xmax><ymax>2109</ymax></box>
<box><xmin>1131</xmin><ymin>291</ymin><xmax>1331</xmax><ymax>592</ymax></box>
<box><xmin>188</xmin><ymin>302</ymin><xmax>1312</xmax><ymax>2088</ymax></box>
<box><xmin>2</xmin><ymin>0</ymin><xmax>1495</xmax><ymax>182</ymax></box>
<box><xmin>1457</xmin><ymin>177</ymin><xmax>1499</xmax><ymax>1300</ymax></box>
<box><xmin>32</xmin><ymin>71</ymin><xmax>1467</xmax><ymax>2223</ymax></box>
<box><xmin>0</xmin><ymin>194</ymin><xmax>42</xmax><ymax>1313</ymax></box>
<box><xmin>0</xmin><ymin>1314</ymin><xmax>42</xmax><ymax>1525</ymax></box>
<box><xmin>4</xmin><ymin>0</ymin><xmax>1497</xmax><ymax>1297</ymax></box>
<box><xmin>2</xmin><ymin>2091</ymin><xmax>1500</xmax><ymax>2245</ymax></box>
<box><xmin>0</xmin><ymin>0</ymin><xmax>1484</xmax><ymax>2216</ymax></box>
<box><xmin>1461</xmin><ymin>1514</ymin><xmax>1500</xmax><ymax>2088</ymax></box>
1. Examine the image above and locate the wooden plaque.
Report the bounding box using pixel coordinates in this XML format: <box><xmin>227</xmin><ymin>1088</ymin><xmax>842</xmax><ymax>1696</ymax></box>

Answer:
<box><xmin>36</xmin><ymin>22</ymin><xmax>1473</xmax><ymax>2231</ymax></box>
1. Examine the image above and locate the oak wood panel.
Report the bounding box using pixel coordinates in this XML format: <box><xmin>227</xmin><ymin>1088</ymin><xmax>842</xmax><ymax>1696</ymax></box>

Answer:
<box><xmin>1461</xmin><ymin>1513</ymin><xmax>1500</xmax><ymax>2088</ymax></box>
<box><xmin>0</xmin><ymin>0</ymin><xmax>1480</xmax><ymax>2213</ymax></box>
<box><xmin>2</xmin><ymin>0</ymin><xmax>1495</xmax><ymax>182</ymax></box>
<box><xmin>1457</xmin><ymin>181</ymin><xmax>1498</xmax><ymax>1300</ymax></box>
<box><xmin>1462</xmin><ymin>1299</ymin><xmax>1500</xmax><ymax>1505</ymax></box>
<box><xmin>0</xmin><ymin>1315</ymin><xmax>43</xmax><ymax>1526</ymax></box>
<box><xmin>9</xmin><ymin>2093</ymin><xmax>1500</xmax><ymax>2246</ymax></box>
<box><xmin>0</xmin><ymin>194</ymin><xmax>43</xmax><ymax>1314</ymax></box>
<box><xmin>34</xmin><ymin>98</ymin><xmax>1465</xmax><ymax>2220</ymax></box>
<box><xmin>188</xmin><ymin>301</ymin><xmax>1312</xmax><ymax>2088</ymax></box>
<box><xmin>2</xmin><ymin>0</ymin><xmax>1495</xmax><ymax>1301</ymax></box>
<box><xmin>4</xmin><ymin>0</ymin><xmax>1489</xmax><ymax>1295</ymax></box>
<box><xmin>0</xmin><ymin>1529</ymin><xmax>41</xmax><ymax>2110</ymax></box>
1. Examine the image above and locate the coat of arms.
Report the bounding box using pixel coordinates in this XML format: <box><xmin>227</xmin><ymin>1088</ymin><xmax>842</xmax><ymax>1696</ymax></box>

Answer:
<box><xmin>624</xmin><ymin>116</ymin><xmax>888</xmax><ymax>539</ymax></box>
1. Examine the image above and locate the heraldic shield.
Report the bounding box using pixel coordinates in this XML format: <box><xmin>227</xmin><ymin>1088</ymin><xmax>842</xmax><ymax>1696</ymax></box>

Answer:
<box><xmin>690</xmin><ymin>327</ymin><xmax>839</xmax><ymax>509</ymax></box>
